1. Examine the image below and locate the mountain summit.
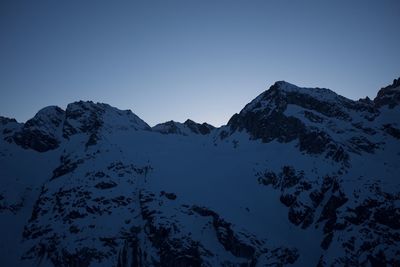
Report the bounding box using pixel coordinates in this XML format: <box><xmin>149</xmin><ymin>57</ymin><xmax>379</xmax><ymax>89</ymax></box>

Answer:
<box><xmin>1</xmin><ymin>78</ymin><xmax>399</xmax><ymax>267</ymax></box>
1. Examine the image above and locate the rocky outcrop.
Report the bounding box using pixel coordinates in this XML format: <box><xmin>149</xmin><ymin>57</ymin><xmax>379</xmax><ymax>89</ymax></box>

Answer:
<box><xmin>382</xmin><ymin>124</ymin><xmax>400</xmax><ymax>139</ymax></box>
<box><xmin>0</xmin><ymin>116</ymin><xmax>21</xmax><ymax>143</ymax></box>
<box><xmin>7</xmin><ymin>101</ymin><xmax>150</xmax><ymax>152</ymax></box>
<box><xmin>223</xmin><ymin>81</ymin><xmax>386</xmax><ymax>165</ymax></box>
<box><xmin>138</xmin><ymin>192</ymin><xmax>299</xmax><ymax>267</ymax></box>
<box><xmin>151</xmin><ymin>120</ymin><xmax>183</xmax><ymax>135</ymax></box>
<box><xmin>152</xmin><ymin>119</ymin><xmax>215</xmax><ymax>136</ymax></box>
<box><xmin>62</xmin><ymin>101</ymin><xmax>105</xmax><ymax>144</ymax></box>
<box><xmin>0</xmin><ymin>116</ymin><xmax>17</xmax><ymax>126</ymax></box>
<box><xmin>1</xmin><ymin>78</ymin><xmax>400</xmax><ymax>267</ymax></box>
<box><xmin>374</xmin><ymin>77</ymin><xmax>400</xmax><ymax>108</ymax></box>
<box><xmin>183</xmin><ymin>119</ymin><xmax>215</xmax><ymax>135</ymax></box>
<box><xmin>12</xmin><ymin>106</ymin><xmax>65</xmax><ymax>152</ymax></box>
<box><xmin>257</xmin><ymin>165</ymin><xmax>400</xmax><ymax>266</ymax></box>
<box><xmin>22</xmin><ymin>158</ymin><xmax>152</xmax><ymax>266</ymax></box>
<box><xmin>191</xmin><ymin>205</ymin><xmax>256</xmax><ymax>260</ymax></box>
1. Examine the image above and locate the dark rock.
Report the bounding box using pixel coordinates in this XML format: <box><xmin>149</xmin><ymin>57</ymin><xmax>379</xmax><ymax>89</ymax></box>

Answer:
<box><xmin>280</xmin><ymin>166</ymin><xmax>302</xmax><ymax>189</ymax></box>
<box><xmin>184</xmin><ymin>119</ymin><xmax>215</xmax><ymax>135</ymax></box>
<box><xmin>219</xmin><ymin>130</ymin><xmax>229</xmax><ymax>140</ymax></box>
<box><xmin>318</xmin><ymin>192</ymin><xmax>348</xmax><ymax>222</ymax></box>
<box><xmin>160</xmin><ymin>191</ymin><xmax>177</xmax><ymax>200</ymax></box>
<box><xmin>51</xmin><ymin>156</ymin><xmax>81</xmax><ymax>180</ymax></box>
<box><xmin>280</xmin><ymin>194</ymin><xmax>297</xmax><ymax>207</ymax></box>
<box><xmin>345</xmin><ymin>203</ymin><xmax>373</xmax><ymax>225</ymax></box>
<box><xmin>191</xmin><ymin>205</ymin><xmax>218</xmax><ymax>217</ymax></box>
<box><xmin>288</xmin><ymin>202</ymin><xmax>314</xmax><ymax>228</ymax></box>
<box><xmin>12</xmin><ymin>106</ymin><xmax>64</xmax><ymax>152</ymax></box>
<box><xmin>299</xmin><ymin>130</ymin><xmax>331</xmax><ymax>154</ymax></box>
<box><xmin>154</xmin><ymin>120</ymin><xmax>184</xmax><ymax>135</ymax></box>
<box><xmin>374</xmin><ymin>78</ymin><xmax>400</xmax><ymax>108</ymax></box>
<box><xmin>62</xmin><ymin>101</ymin><xmax>105</xmax><ymax>146</ymax></box>
<box><xmin>191</xmin><ymin>206</ymin><xmax>256</xmax><ymax>259</ymax></box>
<box><xmin>374</xmin><ymin>206</ymin><xmax>400</xmax><ymax>229</ymax></box>
<box><xmin>153</xmin><ymin>119</ymin><xmax>215</xmax><ymax>136</ymax></box>
<box><xmin>69</xmin><ymin>225</ymin><xmax>80</xmax><ymax>234</ymax></box>
<box><xmin>258</xmin><ymin>166</ymin><xmax>303</xmax><ymax>190</ymax></box>
<box><xmin>213</xmin><ymin>216</ymin><xmax>256</xmax><ymax>259</ymax></box>
<box><xmin>0</xmin><ymin>116</ymin><xmax>17</xmax><ymax>125</ymax></box>
<box><xmin>50</xmin><ymin>247</ymin><xmax>106</xmax><ymax>267</ymax></box>
<box><xmin>225</xmin><ymin>83</ymin><xmax>349</xmax><ymax>159</ymax></box>
<box><xmin>382</xmin><ymin>124</ymin><xmax>400</xmax><ymax>139</ymax></box>
<box><xmin>348</xmin><ymin>136</ymin><xmax>379</xmax><ymax>154</ymax></box>
<box><xmin>257</xmin><ymin>171</ymin><xmax>278</xmax><ymax>188</ymax></box>
<box><xmin>325</xmin><ymin>144</ymin><xmax>349</xmax><ymax>163</ymax></box>
<box><xmin>368</xmin><ymin>250</ymin><xmax>388</xmax><ymax>267</ymax></box>
<box><xmin>94</xmin><ymin>171</ymin><xmax>106</xmax><ymax>178</ymax></box>
<box><xmin>95</xmin><ymin>181</ymin><xmax>117</xmax><ymax>189</ymax></box>
<box><xmin>86</xmin><ymin>133</ymin><xmax>100</xmax><ymax>148</ymax></box>
<box><xmin>321</xmin><ymin>233</ymin><xmax>333</xmax><ymax>250</ymax></box>
<box><xmin>309</xmin><ymin>190</ymin><xmax>324</xmax><ymax>207</ymax></box>
<box><xmin>13</xmin><ymin>129</ymin><xmax>60</xmax><ymax>152</ymax></box>
<box><xmin>304</xmin><ymin>110</ymin><xmax>324</xmax><ymax>123</ymax></box>
<box><xmin>117</xmin><ymin>239</ymin><xmax>144</xmax><ymax>267</ymax></box>
<box><xmin>66</xmin><ymin>210</ymin><xmax>87</xmax><ymax>220</ymax></box>
<box><xmin>100</xmin><ymin>237</ymin><xmax>118</xmax><ymax>248</ymax></box>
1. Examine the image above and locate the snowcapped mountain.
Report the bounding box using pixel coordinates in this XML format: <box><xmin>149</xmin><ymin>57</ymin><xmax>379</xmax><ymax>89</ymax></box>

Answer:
<box><xmin>152</xmin><ymin>119</ymin><xmax>215</xmax><ymax>136</ymax></box>
<box><xmin>1</xmin><ymin>78</ymin><xmax>399</xmax><ymax>267</ymax></box>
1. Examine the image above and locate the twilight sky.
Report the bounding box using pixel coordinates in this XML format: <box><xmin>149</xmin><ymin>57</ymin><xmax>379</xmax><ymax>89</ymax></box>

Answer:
<box><xmin>0</xmin><ymin>0</ymin><xmax>399</xmax><ymax>126</ymax></box>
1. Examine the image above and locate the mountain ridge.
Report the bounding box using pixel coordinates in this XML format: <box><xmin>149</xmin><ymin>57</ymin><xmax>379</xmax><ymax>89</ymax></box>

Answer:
<box><xmin>3</xmin><ymin>78</ymin><xmax>399</xmax><ymax>127</ymax></box>
<box><xmin>0</xmin><ymin>78</ymin><xmax>399</xmax><ymax>267</ymax></box>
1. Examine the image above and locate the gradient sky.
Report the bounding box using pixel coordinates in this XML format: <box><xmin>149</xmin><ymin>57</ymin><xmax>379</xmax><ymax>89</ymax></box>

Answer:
<box><xmin>0</xmin><ymin>0</ymin><xmax>399</xmax><ymax>126</ymax></box>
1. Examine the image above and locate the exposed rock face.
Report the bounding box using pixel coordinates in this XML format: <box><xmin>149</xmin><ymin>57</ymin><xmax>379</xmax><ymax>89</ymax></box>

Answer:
<box><xmin>62</xmin><ymin>101</ymin><xmax>150</xmax><ymax>147</ymax></box>
<box><xmin>152</xmin><ymin>119</ymin><xmax>215</xmax><ymax>136</ymax></box>
<box><xmin>382</xmin><ymin>124</ymin><xmax>400</xmax><ymax>139</ymax></box>
<box><xmin>22</xmin><ymin>147</ymin><xmax>299</xmax><ymax>267</ymax></box>
<box><xmin>183</xmin><ymin>119</ymin><xmax>215</xmax><ymax>135</ymax></box>
<box><xmin>12</xmin><ymin>106</ymin><xmax>65</xmax><ymax>152</ymax></box>
<box><xmin>257</xmin><ymin>164</ymin><xmax>400</xmax><ymax>266</ymax></box>
<box><xmin>9</xmin><ymin>101</ymin><xmax>150</xmax><ymax>152</ymax></box>
<box><xmin>0</xmin><ymin>116</ymin><xmax>21</xmax><ymax>143</ymax></box>
<box><xmin>23</xmin><ymin>157</ymin><xmax>152</xmax><ymax>267</ymax></box>
<box><xmin>223</xmin><ymin>80</ymin><xmax>391</xmax><ymax>165</ymax></box>
<box><xmin>0</xmin><ymin>116</ymin><xmax>17</xmax><ymax>126</ymax></box>
<box><xmin>152</xmin><ymin>120</ymin><xmax>183</xmax><ymax>135</ymax></box>
<box><xmin>374</xmin><ymin>78</ymin><xmax>400</xmax><ymax>108</ymax></box>
<box><xmin>62</xmin><ymin>101</ymin><xmax>106</xmax><ymax>145</ymax></box>
<box><xmin>1</xmin><ymin>78</ymin><xmax>400</xmax><ymax>267</ymax></box>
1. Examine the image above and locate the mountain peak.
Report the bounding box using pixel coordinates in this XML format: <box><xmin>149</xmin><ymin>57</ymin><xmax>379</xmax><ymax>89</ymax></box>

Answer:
<box><xmin>26</xmin><ymin>106</ymin><xmax>65</xmax><ymax>127</ymax></box>
<box><xmin>225</xmin><ymin>80</ymin><xmax>381</xmax><ymax>162</ymax></box>
<box><xmin>183</xmin><ymin>119</ymin><xmax>196</xmax><ymax>124</ymax></box>
<box><xmin>272</xmin><ymin>80</ymin><xmax>298</xmax><ymax>90</ymax></box>
<box><xmin>273</xmin><ymin>81</ymin><xmax>341</xmax><ymax>102</ymax></box>
<box><xmin>65</xmin><ymin>101</ymin><xmax>112</xmax><ymax>115</ymax></box>
<box><xmin>374</xmin><ymin>77</ymin><xmax>400</xmax><ymax>108</ymax></box>
<box><xmin>1</xmin><ymin>78</ymin><xmax>400</xmax><ymax>267</ymax></box>
<box><xmin>183</xmin><ymin>119</ymin><xmax>215</xmax><ymax>135</ymax></box>
<box><xmin>0</xmin><ymin>116</ymin><xmax>17</xmax><ymax>125</ymax></box>
<box><xmin>241</xmin><ymin>81</ymin><xmax>344</xmax><ymax>115</ymax></box>
<box><xmin>12</xmin><ymin>105</ymin><xmax>65</xmax><ymax>152</ymax></box>
<box><xmin>152</xmin><ymin>119</ymin><xmax>215</xmax><ymax>136</ymax></box>
<box><xmin>7</xmin><ymin>101</ymin><xmax>150</xmax><ymax>152</ymax></box>
<box><xmin>63</xmin><ymin>100</ymin><xmax>150</xmax><ymax>141</ymax></box>
<box><xmin>385</xmin><ymin>77</ymin><xmax>400</xmax><ymax>90</ymax></box>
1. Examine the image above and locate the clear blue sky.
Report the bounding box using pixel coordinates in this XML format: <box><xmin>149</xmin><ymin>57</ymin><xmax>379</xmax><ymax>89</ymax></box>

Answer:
<box><xmin>0</xmin><ymin>0</ymin><xmax>399</xmax><ymax>126</ymax></box>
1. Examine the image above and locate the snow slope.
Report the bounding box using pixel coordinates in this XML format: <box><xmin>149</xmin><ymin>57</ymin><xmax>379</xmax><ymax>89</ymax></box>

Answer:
<box><xmin>1</xmin><ymin>78</ymin><xmax>399</xmax><ymax>267</ymax></box>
